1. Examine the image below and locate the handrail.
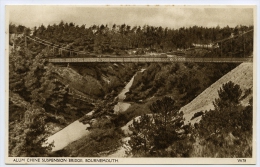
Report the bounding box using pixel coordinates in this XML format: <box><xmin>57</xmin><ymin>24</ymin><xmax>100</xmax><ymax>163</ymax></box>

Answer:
<box><xmin>47</xmin><ymin>57</ymin><xmax>253</xmax><ymax>63</ymax></box>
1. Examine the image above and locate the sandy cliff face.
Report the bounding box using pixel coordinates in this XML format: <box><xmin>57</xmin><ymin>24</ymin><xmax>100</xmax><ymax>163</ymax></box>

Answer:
<box><xmin>180</xmin><ymin>63</ymin><xmax>253</xmax><ymax>124</ymax></box>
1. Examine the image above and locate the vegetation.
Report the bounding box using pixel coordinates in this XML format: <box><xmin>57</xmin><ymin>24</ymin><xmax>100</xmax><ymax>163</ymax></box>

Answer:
<box><xmin>10</xmin><ymin>22</ymin><xmax>253</xmax><ymax>58</ymax></box>
<box><xmin>63</xmin><ymin>117</ymin><xmax>122</xmax><ymax>157</ymax></box>
<box><xmin>127</xmin><ymin>97</ymin><xmax>193</xmax><ymax>157</ymax></box>
<box><xmin>8</xmin><ymin>46</ymin><xmax>134</xmax><ymax>157</ymax></box>
<box><xmin>127</xmin><ymin>62</ymin><xmax>238</xmax><ymax>107</ymax></box>
<box><xmin>8</xmin><ymin>22</ymin><xmax>253</xmax><ymax>158</ymax></box>
<box><xmin>194</xmin><ymin>81</ymin><xmax>253</xmax><ymax>157</ymax></box>
<box><xmin>126</xmin><ymin>82</ymin><xmax>252</xmax><ymax>157</ymax></box>
<box><xmin>9</xmin><ymin>106</ymin><xmax>53</xmax><ymax>157</ymax></box>
<box><xmin>8</xmin><ymin>24</ymin><xmax>137</xmax><ymax>156</ymax></box>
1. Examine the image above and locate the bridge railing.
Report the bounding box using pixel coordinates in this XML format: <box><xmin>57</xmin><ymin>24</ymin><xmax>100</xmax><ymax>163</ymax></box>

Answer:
<box><xmin>48</xmin><ymin>57</ymin><xmax>253</xmax><ymax>63</ymax></box>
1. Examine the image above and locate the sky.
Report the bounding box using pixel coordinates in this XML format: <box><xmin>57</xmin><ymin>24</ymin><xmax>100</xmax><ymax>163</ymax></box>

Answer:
<box><xmin>7</xmin><ymin>5</ymin><xmax>254</xmax><ymax>29</ymax></box>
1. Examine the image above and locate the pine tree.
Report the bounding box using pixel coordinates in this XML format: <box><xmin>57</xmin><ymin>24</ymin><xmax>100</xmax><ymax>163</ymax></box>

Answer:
<box><xmin>198</xmin><ymin>81</ymin><xmax>243</xmax><ymax>143</ymax></box>
<box><xmin>128</xmin><ymin>114</ymin><xmax>153</xmax><ymax>157</ymax></box>
<box><xmin>149</xmin><ymin>97</ymin><xmax>185</xmax><ymax>149</ymax></box>
<box><xmin>213</xmin><ymin>81</ymin><xmax>242</xmax><ymax>112</ymax></box>
<box><xmin>128</xmin><ymin>97</ymin><xmax>190</xmax><ymax>157</ymax></box>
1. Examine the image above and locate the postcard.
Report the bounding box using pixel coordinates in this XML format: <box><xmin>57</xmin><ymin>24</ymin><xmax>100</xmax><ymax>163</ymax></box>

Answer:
<box><xmin>5</xmin><ymin>5</ymin><xmax>256</xmax><ymax>164</ymax></box>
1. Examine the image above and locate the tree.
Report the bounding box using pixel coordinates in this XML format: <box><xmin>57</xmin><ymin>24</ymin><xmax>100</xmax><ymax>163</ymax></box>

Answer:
<box><xmin>149</xmin><ymin>96</ymin><xmax>183</xmax><ymax>149</ymax></box>
<box><xmin>198</xmin><ymin>82</ymin><xmax>244</xmax><ymax>144</ymax></box>
<box><xmin>128</xmin><ymin>97</ymin><xmax>191</xmax><ymax>157</ymax></box>
<box><xmin>10</xmin><ymin>107</ymin><xmax>53</xmax><ymax>157</ymax></box>
<box><xmin>128</xmin><ymin>114</ymin><xmax>153</xmax><ymax>157</ymax></box>
<box><xmin>196</xmin><ymin>82</ymin><xmax>253</xmax><ymax>157</ymax></box>
<box><xmin>213</xmin><ymin>81</ymin><xmax>242</xmax><ymax>112</ymax></box>
<box><xmin>9</xmin><ymin>23</ymin><xmax>17</xmax><ymax>34</ymax></box>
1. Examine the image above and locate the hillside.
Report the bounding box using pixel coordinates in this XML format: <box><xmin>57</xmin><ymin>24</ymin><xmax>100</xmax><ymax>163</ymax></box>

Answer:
<box><xmin>112</xmin><ymin>62</ymin><xmax>253</xmax><ymax>158</ymax></box>
<box><xmin>53</xmin><ymin>66</ymin><xmax>104</xmax><ymax>97</ymax></box>
<box><xmin>120</xmin><ymin>62</ymin><xmax>253</xmax><ymax>137</ymax></box>
<box><xmin>8</xmin><ymin>33</ymin><xmax>142</xmax><ymax>157</ymax></box>
<box><xmin>181</xmin><ymin>62</ymin><xmax>253</xmax><ymax>124</ymax></box>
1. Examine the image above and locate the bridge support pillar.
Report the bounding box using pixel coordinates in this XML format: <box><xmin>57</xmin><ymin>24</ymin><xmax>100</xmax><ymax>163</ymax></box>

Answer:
<box><xmin>67</xmin><ymin>63</ymin><xmax>70</xmax><ymax>68</ymax></box>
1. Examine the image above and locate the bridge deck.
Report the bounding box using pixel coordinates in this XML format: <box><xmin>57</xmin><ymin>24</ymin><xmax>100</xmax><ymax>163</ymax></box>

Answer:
<box><xmin>48</xmin><ymin>57</ymin><xmax>253</xmax><ymax>63</ymax></box>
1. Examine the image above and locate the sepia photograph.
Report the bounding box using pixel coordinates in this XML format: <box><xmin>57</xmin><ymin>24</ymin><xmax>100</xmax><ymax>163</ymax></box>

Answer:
<box><xmin>5</xmin><ymin>5</ymin><xmax>256</xmax><ymax>164</ymax></box>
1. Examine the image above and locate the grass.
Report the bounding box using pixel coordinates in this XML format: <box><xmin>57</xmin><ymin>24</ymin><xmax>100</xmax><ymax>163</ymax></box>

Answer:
<box><xmin>190</xmin><ymin>133</ymin><xmax>252</xmax><ymax>158</ymax></box>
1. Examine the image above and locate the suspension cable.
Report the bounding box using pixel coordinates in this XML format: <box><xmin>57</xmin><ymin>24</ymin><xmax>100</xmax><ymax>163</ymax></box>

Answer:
<box><xmin>26</xmin><ymin>36</ymin><xmax>83</xmax><ymax>54</ymax></box>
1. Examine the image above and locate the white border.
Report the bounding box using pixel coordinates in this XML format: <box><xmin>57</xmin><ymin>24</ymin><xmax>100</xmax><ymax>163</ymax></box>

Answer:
<box><xmin>1</xmin><ymin>1</ymin><xmax>260</xmax><ymax>167</ymax></box>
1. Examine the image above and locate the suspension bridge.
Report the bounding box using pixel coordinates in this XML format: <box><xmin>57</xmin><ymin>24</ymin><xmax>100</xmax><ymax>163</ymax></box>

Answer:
<box><xmin>25</xmin><ymin>29</ymin><xmax>254</xmax><ymax>63</ymax></box>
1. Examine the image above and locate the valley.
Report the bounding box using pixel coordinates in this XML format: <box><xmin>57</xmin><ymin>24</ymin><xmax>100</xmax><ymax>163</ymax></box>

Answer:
<box><xmin>8</xmin><ymin>22</ymin><xmax>254</xmax><ymax>158</ymax></box>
